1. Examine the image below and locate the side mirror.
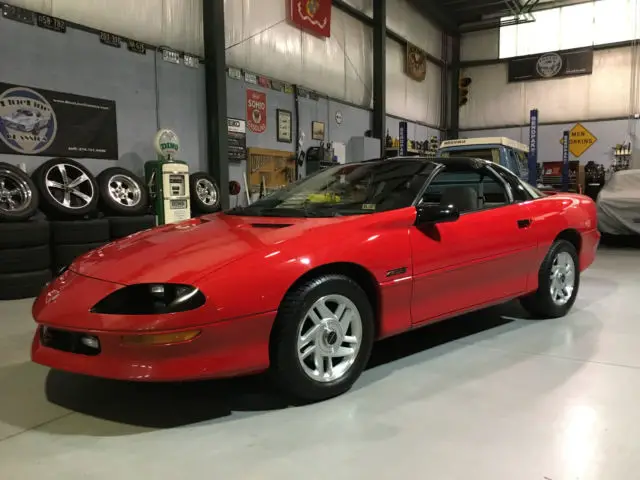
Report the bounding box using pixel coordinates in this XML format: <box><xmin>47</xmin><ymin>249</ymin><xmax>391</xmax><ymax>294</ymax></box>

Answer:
<box><xmin>415</xmin><ymin>204</ymin><xmax>460</xmax><ymax>226</ymax></box>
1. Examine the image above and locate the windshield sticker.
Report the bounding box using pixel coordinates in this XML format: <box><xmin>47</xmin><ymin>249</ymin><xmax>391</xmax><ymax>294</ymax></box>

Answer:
<box><xmin>361</xmin><ymin>204</ymin><xmax>376</xmax><ymax>210</ymax></box>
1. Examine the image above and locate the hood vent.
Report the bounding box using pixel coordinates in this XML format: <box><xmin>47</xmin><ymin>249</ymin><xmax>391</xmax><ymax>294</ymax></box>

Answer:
<box><xmin>250</xmin><ymin>223</ymin><xmax>292</xmax><ymax>229</ymax></box>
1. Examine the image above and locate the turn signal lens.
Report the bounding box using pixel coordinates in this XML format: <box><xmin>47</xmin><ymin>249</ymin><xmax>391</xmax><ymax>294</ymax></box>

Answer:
<box><xmin>121</xmin><ymin>330</ymin><xmax>201</xmax><ymax>346</ymax></box>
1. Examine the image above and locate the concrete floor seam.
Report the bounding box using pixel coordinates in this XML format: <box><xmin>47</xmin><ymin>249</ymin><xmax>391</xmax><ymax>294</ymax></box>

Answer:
<box><xmin>453</xmin><ymin>338</ymin><xmax>640</xmax><ymax>371</ymax></box>
<box><xmin>0</xmin><ymin>411</ymin><xmax>76</xmax><ymax>445</ymax></box>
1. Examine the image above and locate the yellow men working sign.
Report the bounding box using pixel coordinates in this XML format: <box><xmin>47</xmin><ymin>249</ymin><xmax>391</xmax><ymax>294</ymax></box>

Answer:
<box><xmin>559</xmin><ymin>123</ymin><xmax>597</xmax><ymax>157</ymax></box>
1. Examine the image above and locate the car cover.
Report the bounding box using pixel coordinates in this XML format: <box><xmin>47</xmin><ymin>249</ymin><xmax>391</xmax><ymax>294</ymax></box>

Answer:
<box><xmin>596</xmin><ymin>169</ymin><xmax>640</xmax><ymax>235</ymax></box>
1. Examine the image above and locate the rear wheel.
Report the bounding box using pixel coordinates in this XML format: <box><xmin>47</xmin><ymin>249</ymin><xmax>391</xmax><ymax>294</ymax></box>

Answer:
<box><xmin>520</xmin><ymin>239</ymin><xmax>580</xmax><ymax>318</ymax></box>
<box><xmin>270</xmin><ymin>275</ymin><xmax>374</xmax><ymax>402</ymax></box>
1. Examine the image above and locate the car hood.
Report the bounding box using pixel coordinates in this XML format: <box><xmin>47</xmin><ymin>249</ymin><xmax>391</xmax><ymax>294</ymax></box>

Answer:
<box><xmin>70</xmin><ymin>213</ymin><xmax>344</xmax><ymax>285</ymax></box>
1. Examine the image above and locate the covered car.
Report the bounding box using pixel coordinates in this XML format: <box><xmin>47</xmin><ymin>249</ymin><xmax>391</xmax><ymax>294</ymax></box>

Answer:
<box><xmin>596</xmin><ymin>169</ymin><xmax>640</xmax><ymax>235</ymax></box>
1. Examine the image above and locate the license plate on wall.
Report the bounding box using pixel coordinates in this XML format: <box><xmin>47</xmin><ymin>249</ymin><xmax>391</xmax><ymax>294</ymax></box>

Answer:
<box><xmin>170</xmin><ymin>200</ymin><xmax>187</xmax><ymax>210</ymax></box>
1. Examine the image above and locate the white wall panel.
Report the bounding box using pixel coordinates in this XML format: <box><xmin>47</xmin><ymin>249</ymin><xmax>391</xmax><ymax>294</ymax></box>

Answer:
<box><xmin>224</xmin><ymin>0</ymin><xmax>373</xmax><ymax>107</ymax></box>
<box><xmin>8</xmin><ymin>0</ymin><xmax>440</xmax><ymax>120</ymax></box>
<box><xmin>460</xmin><ymin>48</ymin><xmax>633</xmax><ymax>129</ymax></box>
<box><xmin>343</xmin><ymin>0</ymin><xmax>373</xmax><ymax>16</ymax></box>
<box><xmin>386</xmin><ymin>39</ymin><xmax>441</xmax><ymax>125</ymax></box>
<box><xmin>461</xmin><ymin>29</ymin><xmax>499</xmax><ymax>62</ymax></box>
<box><xmin>387</xmin><ymin>0</ymin><xmax>441</xmax><ymax>58</ymax></box>
<box><xmin>7</xmin><ymin>0</ymin><xmax>199</xmax><ymax>54</ymax></box>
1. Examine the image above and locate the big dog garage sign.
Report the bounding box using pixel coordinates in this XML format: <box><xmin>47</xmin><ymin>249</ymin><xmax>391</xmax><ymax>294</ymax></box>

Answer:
<box><xmin>246</xmin><ymin>89</ymin><xmax>267</xmax><ymax>133</ymax></box>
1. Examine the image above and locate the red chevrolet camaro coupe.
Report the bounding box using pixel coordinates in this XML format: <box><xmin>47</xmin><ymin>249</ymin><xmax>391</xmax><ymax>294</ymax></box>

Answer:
<box><xmin>31</xmin><ymin>157</ymin><xmax>600</xmax><ymax>402</ymax></box>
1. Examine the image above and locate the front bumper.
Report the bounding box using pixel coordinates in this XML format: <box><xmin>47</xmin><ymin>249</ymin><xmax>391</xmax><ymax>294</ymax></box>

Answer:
<box><xmin>31</xmin><ymin>312</ymin><xmax>275</xmax><ymax>381</ymax></box>
<box><xmin>31</xmin><ymin>269</ymin><xmax>275</xmax><ymax>381</ymax></box>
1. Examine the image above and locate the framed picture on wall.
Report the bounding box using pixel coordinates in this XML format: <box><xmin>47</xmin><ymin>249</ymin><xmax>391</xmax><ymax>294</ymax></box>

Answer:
<box><xmin>276</xmin><ymin>109</ymin><xmax>292</xmax><ymax>143</ymax></box>
<box><xmin>312</xmin><ymin>121</ymin><xmax>325</xmax><ymax>141</ymax></box>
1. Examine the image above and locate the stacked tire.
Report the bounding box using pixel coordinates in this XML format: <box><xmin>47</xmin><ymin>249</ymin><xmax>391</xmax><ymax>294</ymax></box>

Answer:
<box><xmin>50</xmin><ymin>219</ymin><xmax>110</xmax><ymax>272</ymax></box>
<box><xmin>0</xmin><ymin>220</ymin><xmax>52</xmax><ymax>300</ymax></box>
<box><xmin>0</xmin><ymin>163</ymin><xmax>52</xmax><ymax>300</ymax></box>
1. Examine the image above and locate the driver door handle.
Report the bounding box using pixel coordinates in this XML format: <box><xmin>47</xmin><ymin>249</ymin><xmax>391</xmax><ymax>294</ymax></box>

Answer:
<box><xmin>517</xmin><ymin>218</ymin><xmax>532</xmax><ymax>229</ymax></box>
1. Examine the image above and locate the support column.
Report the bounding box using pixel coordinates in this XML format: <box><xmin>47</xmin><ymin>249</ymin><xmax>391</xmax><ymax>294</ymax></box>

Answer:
<box><xmin>447</xmin><ymin>35</ymin><xmax>461</xmax><ymax>140</ymax></box>
<box><xmin>202</xmin><ymin>0</ymin><xmax>230</xmax><ymax>209</ymax></box>
<box><xmin>373</xmin><ymin>0</ymin><xmax>386</xmax><ymax>157</ymax></box>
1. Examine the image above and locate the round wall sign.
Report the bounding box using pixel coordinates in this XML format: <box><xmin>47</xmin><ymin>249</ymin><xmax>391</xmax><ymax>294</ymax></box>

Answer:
<box><xmin>153</xmin><ymin>129</ymin><xmax>180</xmax><ymax>158</ymax></box>
<box><xmin>535</xmin><ymin>53</ymin><xmax>563</xmax><ymax>78</ymax></box>
<box><xmin>335</xmin><ymin>111</ymin><xmax>343</xmax><ymax>125</ymax></box>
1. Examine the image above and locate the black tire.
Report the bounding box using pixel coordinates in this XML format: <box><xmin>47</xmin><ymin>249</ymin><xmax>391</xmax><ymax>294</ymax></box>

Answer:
<box><xmin>0</xmin><ymin>219</ymin><xmax>50</xmax><ymax>249</ymax></box>
<box><xmin>50</xmin><ymin>218</ymin><xmax>110</xmax><ymax>245</ymax></box>
<box><xmin>52</xmin><ymin>242</ymin><xmax>107</xmax><ymax>271</ymax></box>
<box><xmin>520</xmin><ymin>239</ymin><xmax>580</xmax><ymax>318</ymax></box>
<box><xmin>0</xmin><ymin>162</ymin><xmax>40</xmax><ymax>222</ymax></box>
<box><xmin>0</xmin><ymin>245</ymin><xmax>50</xmax><ymax>274</ymax></box>
<box><xmin>97</xmin><ymin>167</ymin><xmax>149</xmax><ymax>216</ymax></box>
<box><xmin>189</xmin><ymin>172</ymin><xmax>221</xmax><ymax>214</ymax></box>
<box><xmin>270</xmin><ymin>274</ymin><xmax>375</xmax><ymax>402</ymax></box>
<box><xmin>108</xmin><ymin>215</ymin><xmax>156</xmax><ymax>239</ymax></box>
<box><xmin>31</xmin><ymin>158</ymin><xmax>99</xmax><ymax>219</ymax></box>
<box><xmin>0</xmin><ymin>269</ymin><xmax>52</xmax><ymax>300</ymax></box>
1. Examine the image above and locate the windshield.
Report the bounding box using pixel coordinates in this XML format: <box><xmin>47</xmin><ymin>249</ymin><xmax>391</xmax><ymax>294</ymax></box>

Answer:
<box><xmin>226</xmin><ymin>159</ymin><xmax>436</xmax><ymax>218</ymax></box>
<box><xmin>439</xmin><ymin>148</ymin><xmax>497</xmax><ymax>163</ymax></box>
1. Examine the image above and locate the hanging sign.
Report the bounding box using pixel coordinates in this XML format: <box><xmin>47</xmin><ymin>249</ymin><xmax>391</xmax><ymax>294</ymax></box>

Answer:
<box><xmin>246</xmin><ymin>89</ymin><xmax>267</xmax><ymax>133</ymax></box>
<box><xmin>559</xmin><ymin>123</ymin><xmax>597</xmax><ymax>157</ymax></box>
<box><xmin>287</xmin><ymin>0</ymin><xmax>331</xmax><ymax>38</ymax></box>
<box><xmin>0</xmin><ymin>81</ymin><xmax>118</xmax><ymax>159</ymax></box>
<box><xmin>406</xmin><ymin>43</ymin><xmax>427</xmax><ymax>82</ymax></box>
<box><xmin>508</xmin><ymin>49</ymin><xmax>593</xmax><ymax>82</ymax></box>
<box><xmin>227</xmin><ymin>118</ymin><xmax>247</xmax><ymax>162</ymax></box>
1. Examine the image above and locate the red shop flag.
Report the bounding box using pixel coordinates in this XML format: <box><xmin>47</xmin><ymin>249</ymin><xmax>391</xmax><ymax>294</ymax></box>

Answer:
<box><xmin>287</xmin><ymin>0</ymin><xmax>331</xmax><ymax>38</ymax></box>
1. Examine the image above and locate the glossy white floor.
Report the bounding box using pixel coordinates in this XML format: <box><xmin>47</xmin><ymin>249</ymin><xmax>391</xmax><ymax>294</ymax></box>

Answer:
<box><xmin>0</xmin><ymin>246</ymin><xmax>638</xmax><ymax>480</ymax></box>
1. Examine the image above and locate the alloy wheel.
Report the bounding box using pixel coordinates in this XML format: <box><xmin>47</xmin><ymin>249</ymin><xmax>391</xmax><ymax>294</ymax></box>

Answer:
<box><xmin>297</xmin><ymin>294</ymin><xmax>363</xmax><ymax>383</ymax></box>
<box><xmin>195</xmin><ymin>178</ymin><xmax>218</xmax><ymax>206</ymax></box>
<box><xmin>0</xmin><ymin>167</ymin><xmax>32</xmax><ymax>213</ymax></box>
<box><xmin>107</xmin><ymin>174</ymin><xmax>142</xmax><ymax>207</ymax></box>
<box><xmin>549</xmin><ymin>251</ymin><xmax>575</xmax><ymax>306</ymax></box>
<box><xmin>44</xmin><ymin>163</ymin><xmax>94</xmax><ymax>209</ymax></box>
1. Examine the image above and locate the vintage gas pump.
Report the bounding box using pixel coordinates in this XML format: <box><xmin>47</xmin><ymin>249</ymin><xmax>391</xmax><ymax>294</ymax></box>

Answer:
<box><xmin>144</xmin><ymin>129</ymin><xmax>191</xmax><ymax>225</ymax></box>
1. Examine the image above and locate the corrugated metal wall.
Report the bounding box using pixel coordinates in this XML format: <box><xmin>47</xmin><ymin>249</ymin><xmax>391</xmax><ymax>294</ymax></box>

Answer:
<box><xmin>7</xmin><ymin>0</ymin><xmax>444</xmax><ymax>126</ymax></box>
<box><xmin>460</xmin><ymin>47</ymin><xmax>634</xmax><ymax>129</ymax></box>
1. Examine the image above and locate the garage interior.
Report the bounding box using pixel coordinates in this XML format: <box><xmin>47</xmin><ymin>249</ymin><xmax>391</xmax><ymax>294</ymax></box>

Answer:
<box><xmin>1</xmin><ymin>0</ymin><xmax>640</xmax><ymax>478</ymax></box>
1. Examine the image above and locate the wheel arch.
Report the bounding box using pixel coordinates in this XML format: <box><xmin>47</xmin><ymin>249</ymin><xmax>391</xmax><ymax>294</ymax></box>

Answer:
<box><xmin>269</xmin><ymin>262</ymin><xmax>381</xmax><ymax>345</ymax></box>
<box><xmin>554</xmin><ymin>228</ymin><xmax>582</xmax><ymax>254</ymax></box>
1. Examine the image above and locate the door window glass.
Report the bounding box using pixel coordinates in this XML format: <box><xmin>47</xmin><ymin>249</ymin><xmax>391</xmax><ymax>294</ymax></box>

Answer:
<box><xmin>421</xmin><ymin>165</ymin><xmax>510</xmax><ymax>213</ymax></box>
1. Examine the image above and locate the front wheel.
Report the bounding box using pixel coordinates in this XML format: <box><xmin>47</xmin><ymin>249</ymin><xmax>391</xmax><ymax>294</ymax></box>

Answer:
<box><xmin>270</xmin><ymin>274</ymin><xmax>374</xmax><ymax>403</ymax></box>
<box><xmin>520</xmin><ymin>239</ymin><xmax>580</xmax><ymax>318</ymax></box>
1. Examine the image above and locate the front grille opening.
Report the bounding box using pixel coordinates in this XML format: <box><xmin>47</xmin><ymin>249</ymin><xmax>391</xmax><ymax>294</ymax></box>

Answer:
<box><xmin>40</xmin><ymin>326</ymin><xmax>101</xmax><ymax>356</ymax></box>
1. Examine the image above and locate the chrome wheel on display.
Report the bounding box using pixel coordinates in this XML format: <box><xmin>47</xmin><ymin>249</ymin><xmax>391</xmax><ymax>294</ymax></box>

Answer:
<box><xmin>297</xmin><ymin>294</ymin><xmax>363</xmax><ymax>383</ymax></box>
<box><xmin>0</xmin><ymin>167</ymin><xmax>32</xmax><ymax>215</ymax></box>
<box><xmin>195</xmin><ymin>178</ymin><xmax>218</xmax><ymax>207</ymax></box>
<box><xmin>549</xmin><ymin>251</ymin><xmax>575</xmax><ymax>306</ymax></box>
<box><xmin>107</xmin><ymin>174</ymin><xmax>142</xmax><ymax>207</ymax></box>
<box><xmin>44</xmin><ymin>162</ymin><xmax>94</xmax><ymax>210</ymax></box>
<box><xmin>189</xmin><ymin>172</ymin><xmax>221</xmax><ymax>214</ymax></box>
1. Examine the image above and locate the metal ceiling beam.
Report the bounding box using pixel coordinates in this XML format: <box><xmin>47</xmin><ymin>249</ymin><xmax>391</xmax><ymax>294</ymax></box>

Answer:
<box><xmin>405</xmin><ymin>0</ymin><xmax>459</xmax><ymax>35</ymax></box>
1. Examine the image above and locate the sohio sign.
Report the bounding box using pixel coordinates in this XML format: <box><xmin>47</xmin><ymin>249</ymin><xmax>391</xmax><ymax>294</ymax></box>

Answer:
<box><xmin>246</xmin><ymin>89</ymin><xmax>266</xmax><ymax>133</ymax></box>
<box><xmin>287</xmin><ymin>0</ymin><xmax>331</xmax><ymax>38</ymax></box>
